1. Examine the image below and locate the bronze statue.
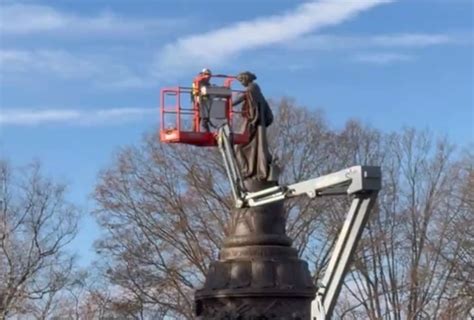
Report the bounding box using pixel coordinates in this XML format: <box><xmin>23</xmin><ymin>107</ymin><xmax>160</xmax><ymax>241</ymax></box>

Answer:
<box><xmin>232</xmin><ymin>71</ymin><xmax>279</xmax><ymax>182</ymax></box>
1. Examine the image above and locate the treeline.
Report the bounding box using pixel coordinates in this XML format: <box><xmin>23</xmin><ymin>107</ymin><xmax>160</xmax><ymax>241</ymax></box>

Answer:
<box><xmin>1</xmin><ymin>100</ymin><xmax>472</xmax><ymax>319</ymax></box>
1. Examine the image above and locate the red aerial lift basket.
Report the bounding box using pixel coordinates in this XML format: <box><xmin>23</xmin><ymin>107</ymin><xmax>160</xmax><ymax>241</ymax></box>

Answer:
<box><xmin>159</xmin><ymin>76</ymin><xmax>249</xmax><ymax>147</ymax></box>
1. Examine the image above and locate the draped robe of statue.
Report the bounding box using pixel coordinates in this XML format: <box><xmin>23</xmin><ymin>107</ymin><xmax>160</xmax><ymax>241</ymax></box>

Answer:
<box><xmin>233</xmin><ymin>82</ymin><xmax>275</xmax><ymax>182</ymax></box>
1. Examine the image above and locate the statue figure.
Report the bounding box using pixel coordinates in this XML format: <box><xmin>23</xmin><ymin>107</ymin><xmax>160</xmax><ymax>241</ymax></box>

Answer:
<box><xmin>232</xmin><ymin>71</ymin><xmax>279</xmax><ymax>182</ymax></box>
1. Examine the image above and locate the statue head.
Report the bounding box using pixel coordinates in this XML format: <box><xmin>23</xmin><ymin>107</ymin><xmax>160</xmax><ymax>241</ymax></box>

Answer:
<box><xmin>236</xmin><ymin>71</ymin><xmax>257</xmax><ymax>87</ymax></box>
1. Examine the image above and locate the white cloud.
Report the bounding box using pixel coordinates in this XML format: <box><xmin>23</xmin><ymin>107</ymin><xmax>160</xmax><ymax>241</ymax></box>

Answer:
<box><xmin>0</xmin><ymin>108</ymin><xmax>156</xmax><ymax>126</ymax></box>
<box><xmin>353</xmin><ymin>52</ymin><xmax>414</xmax><ymax>64</ymax></box>
<box><xmin>287</xmin><ymin>33</ymin><xmax>460</xmax><ymax>51</ymax></box>
<box><xmin>0</xmin><ymin>3</ymin><xmax>180</xmax><ymax>36</ymax></box>
<box><xmin>280</xmin><ymin>32</ymin><xmax>463</xmax><ymax>66</ymax></box>
<box><xmin>0</xmin><ymin>49</ymin><xmax>99</xmax><ymax>77</ymax></box>
<box><xmin>154</xmin><ymin>0</ymin><xmax>391</xmax><ymax>74</ymax></box>
<box><xmin>0</xmin><ymin>49</ymin><xmax>154</xmax><ymax>88</ymax></box>
<box><xmin>371</xmin><ymin>34</ymin><xmax>455</xmax><ymax>47</ymax></box>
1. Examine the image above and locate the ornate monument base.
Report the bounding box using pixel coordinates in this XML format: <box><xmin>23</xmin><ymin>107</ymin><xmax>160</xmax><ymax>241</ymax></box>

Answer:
<box><xmin>195</xmin><ymin>180</ymin><xmax>315</xmax><ymax>319</ymax></box>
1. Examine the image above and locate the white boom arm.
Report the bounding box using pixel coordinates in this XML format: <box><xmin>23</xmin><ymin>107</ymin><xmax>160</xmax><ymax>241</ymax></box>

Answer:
<box><xmin>217</xmin><ymin>124</ymin><xmax>381</xmax><ymax>319</ymax></box>
<box><xmin>310</xmin><ymin>191</ymin><xmax>379</xmax><ymax>319</ymax></box>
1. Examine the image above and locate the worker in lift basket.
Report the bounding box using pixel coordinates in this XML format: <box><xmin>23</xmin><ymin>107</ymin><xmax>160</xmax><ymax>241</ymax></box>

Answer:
<box><xmin>191</xmin><ymin>68</ymin><xmax>212</xmax><ymax>132</ymax></box>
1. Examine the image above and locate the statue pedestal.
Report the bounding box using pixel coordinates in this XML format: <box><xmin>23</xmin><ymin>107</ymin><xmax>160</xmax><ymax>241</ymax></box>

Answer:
<box><xmin>195</xmin><ymin>180</ymin><xmax>315</xmax><ymax>319</ymax></box>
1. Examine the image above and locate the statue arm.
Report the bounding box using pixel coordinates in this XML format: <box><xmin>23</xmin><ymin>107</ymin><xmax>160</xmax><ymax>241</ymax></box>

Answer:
<box><xmin>232</xmin><ymin>92</ymin><xmax>245</xmax><ymax>106</ymax></box>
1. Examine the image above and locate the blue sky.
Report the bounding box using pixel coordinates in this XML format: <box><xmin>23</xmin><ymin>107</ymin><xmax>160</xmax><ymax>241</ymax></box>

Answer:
<box><xmin>1</xmin><ymin>0</ymin><xmax>473</xmax><ymax>266</ymax></box>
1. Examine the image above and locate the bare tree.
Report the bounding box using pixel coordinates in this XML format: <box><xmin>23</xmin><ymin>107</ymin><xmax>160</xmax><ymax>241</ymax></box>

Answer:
<box><xmin>331</xmin><ymin>126</ymin><xmax>473</xmax><ymax>320</ymax></box>
<box><xmin>93</xmin><ymin>139</ymin><xmax>228</xmax><ymax>318</ymax></box>
<box><xmin>0</xmin><ymin>160</ymin><xmax>79</xmax><ymax>319</ymax></box>
<box><xmin>47</xmin><ymin>269</ymin><xmax>152</xmax><ymax>320</ymax></box>
<box><xmin>93</xmin><ymin>100</ymin><xmax>473</xmax><ymax>319</ymax></box>
<box><xmin>92</xmin><ymin>99</ymin><xmax>336</xmax><ymax>318</ymax></box>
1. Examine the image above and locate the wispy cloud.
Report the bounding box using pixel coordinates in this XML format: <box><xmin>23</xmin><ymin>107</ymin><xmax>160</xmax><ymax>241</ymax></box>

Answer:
<box><xmin>353</xmin><ymin>52</ymin><xmax>414</xmax><ymax>64</ymax></box>
<box><xmin>0</xmin><ymin>49</ymin><xmax>154</xmax><ymax>88</ymax></box>
<box><xmin>0</xmin><ymin>49</ymin><xmax>99</xmax><ymax>77</ymax></box>
<box><xmin>0</xmin><ymin>108</ymin><xmax>156</xmax><ymax>126</ymax></box>
<box><xmin>287</xmin><ymin>33</ymin><xmax>460</xmax><ymax>50</ymax></box>
<box><xmin>370</xmin><ymin>33</ymin><xmax>456</xmax><ymax>47</ymax></box>
<box><xmin>0</xmin><ymin>3</ymin><xmax>181</xmax><ymax>36</ymax></box>
<box><xmin>154</xmin><ymin>0</ymin><xmax>391</xmax><ymax>74</ymax></box>
<box><xmin>280</xmin><ymin>32</ymin><xmax>465</xmax><ymax>66</ymax></box>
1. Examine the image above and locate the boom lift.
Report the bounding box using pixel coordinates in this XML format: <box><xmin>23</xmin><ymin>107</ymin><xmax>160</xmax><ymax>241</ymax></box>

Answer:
<box><xmin>159</xmin><ymin>74</ymin><xmax>381</xmax><ymax>320</ymax></box>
